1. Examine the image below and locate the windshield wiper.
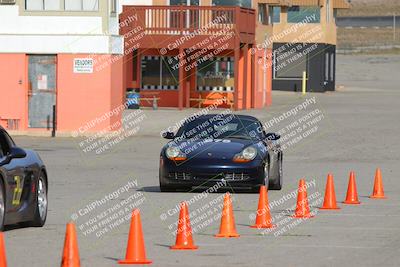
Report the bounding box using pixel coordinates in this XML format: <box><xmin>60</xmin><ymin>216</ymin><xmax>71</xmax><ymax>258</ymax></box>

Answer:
<box><xmin>226</xmin><ymin>135</ymin><xmax>253</xmax><ymax>140</ymax></box>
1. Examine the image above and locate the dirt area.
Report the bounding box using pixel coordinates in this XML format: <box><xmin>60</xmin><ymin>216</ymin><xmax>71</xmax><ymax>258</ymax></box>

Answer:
<box><xmin>338</xmin><ymin>0</ymin><xmax>400</xmax><ymax>17</ymax></box>
<box><xmin>337</xmin><ymin>27</ymin><xmax>400</xmax><ymax>50</ymax></box>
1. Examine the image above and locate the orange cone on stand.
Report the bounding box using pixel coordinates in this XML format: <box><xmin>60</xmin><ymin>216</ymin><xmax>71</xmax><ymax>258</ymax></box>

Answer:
<box><xmin>320</xmin><ymin>174</ymin><xmax>340</xmax><ymax>210</ymax></box>
<box><xmin>292</xmin><ymin>179</ymin><xmax>314</xmax><ymax>218</ymax></box>
<box><xmin>118</xmin><ymin>209</ymin><xmax>152</xmax><ymax>265</ymax></box>
<box><xmin>370</xmin><ymin>168</ymin><xmax>386</xmax><ymax>199</ymax></box>
<box><xmin>0</xmin><ymin>232</ymin><xmax>7</xmax><ymax>267</ymax></box>
<box><xmin>343</xmin><ymin>171</ymin><xmax>361</xmax><ymax>204</ymax></box>
<box><xmin>170</xmin><ymin>202</ymin><xmax>198</xmax><ymax>250</ymax></box>
<box><xmin>61</xmin><ymin>223</ymin><xmax>80</xmax><ymax>267</ymax></box>
<box><xmin>250</xmin><ymin>186</ymin><xmax>275</xmax><ymax>228</ymax></box>
<box><xmin>215</xmin><ymin>193</ymin><xmax>240</xmax><ymax>238</ymax></box>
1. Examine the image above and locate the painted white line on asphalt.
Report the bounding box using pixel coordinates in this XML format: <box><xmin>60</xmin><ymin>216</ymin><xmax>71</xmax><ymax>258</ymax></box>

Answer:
<box><xmin>276</xmin><ymin>244</ymin><xmax>385</xmax><ymax>249</ymax></box>
<box><xmin>317</xmin><ymin>213</ymin><xmax>400</xmax><ymax>217</ymax></box>
<box><xmin>301</xmin><ymin>226</ymin><xmax>400</xmax><ymax>230</ymax></box>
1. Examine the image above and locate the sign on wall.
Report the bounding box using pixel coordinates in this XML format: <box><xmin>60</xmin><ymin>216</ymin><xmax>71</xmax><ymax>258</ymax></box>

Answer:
<box><xmin>37</xmin><ymin>75</ymin><xmax>48</xmax><ymax>90</ymax></box>
<box><xmin>73</xmin><ymin>58</ymin><xmax>94</xmax><ymax>73</ymax></box>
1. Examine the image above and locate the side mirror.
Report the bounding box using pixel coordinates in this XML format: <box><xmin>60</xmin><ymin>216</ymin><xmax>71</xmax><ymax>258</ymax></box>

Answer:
<box><xmin>265</xmin><ymin>133</ymin><xmax>280</xmax><ymax>141</ymax></box>
<box><xmin>9</xmin><ymin>147</ymin><xmax>27</xmax><ymax>159</ymax></box>
<box><xmin>162</xmin><ymin>131</ymin><xmax>175</xmax><ymax>140</ymax></box>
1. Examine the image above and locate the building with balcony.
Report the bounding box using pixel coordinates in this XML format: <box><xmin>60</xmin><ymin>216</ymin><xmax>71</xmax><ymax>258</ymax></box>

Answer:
<box><xmin>120</xmin><ymin>0</ymin><xmax>271</xmax><ymax>110</ymax></box>
<box><xmin>120</xmin><ymin>0</ymin><xmax>349</xmax><ymax>110</ymax></box>
<box><xmin>0</xmin><ymin>0</ymin><xmax>124</xmax><ymax>133</ymax></box>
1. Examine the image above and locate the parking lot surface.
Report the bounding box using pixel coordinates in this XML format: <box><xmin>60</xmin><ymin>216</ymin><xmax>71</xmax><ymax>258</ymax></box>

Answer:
<box><xmin>5</xmin><ymin>55</ymin><xmax>400</xmax><ymax>267</ymax></box>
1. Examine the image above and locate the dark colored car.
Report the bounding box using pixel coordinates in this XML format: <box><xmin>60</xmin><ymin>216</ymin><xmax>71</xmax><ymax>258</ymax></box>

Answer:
<box><xmin>159</xmin><ymin>114</ymin><xmax>282</xmax><ymax>192</ymax></box>
<box><xmin>0</xmin><ymin>127</ymin><xmax>48</xmax><ymax>230</ymax></box>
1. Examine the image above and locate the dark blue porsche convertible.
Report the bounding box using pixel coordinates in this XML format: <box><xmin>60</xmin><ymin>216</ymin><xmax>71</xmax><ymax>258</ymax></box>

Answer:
<box><xmin>159</xmin><ymin>114</ymin><xmax>282</xmax><ymax>192</ymax></box>
<box><xmin>0</xmin><ymin>126</ymin><xmax>48</xmax><ymax>230</ymax></box>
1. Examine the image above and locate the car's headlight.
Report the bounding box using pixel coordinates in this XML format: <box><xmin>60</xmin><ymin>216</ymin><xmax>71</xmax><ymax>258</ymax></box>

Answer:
<box><xmin>233</xmin><ymin>146</ymin><xmax>257</xmax><ymax>162</ymax></box>
<box><xmin>166</xmin><ymin>146</ymin><xmax>187</xmax><ymax>161</ymax></box>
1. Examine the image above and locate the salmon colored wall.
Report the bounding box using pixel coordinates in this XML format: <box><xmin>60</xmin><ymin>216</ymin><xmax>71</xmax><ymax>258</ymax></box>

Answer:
<box><xmin>57</xmin><ymin>54</ymin><xmax>123</xmax><ymax>133</ymax></box>
<box><xmin>0</xmin><ymin>54</ymin><xmax>27</xmax><ymax>130</ymax></box>
<box><xmin>110</xmin><ymin>55</ymin><xmax>124</xmax><ymax>127</ymax></box>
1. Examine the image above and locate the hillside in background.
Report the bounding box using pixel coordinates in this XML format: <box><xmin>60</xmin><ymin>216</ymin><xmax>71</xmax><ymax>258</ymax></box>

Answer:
<box><xmin>338</xmin><ymin>0</ymin><xmax>400</xmax><ymax>16</ymax></box>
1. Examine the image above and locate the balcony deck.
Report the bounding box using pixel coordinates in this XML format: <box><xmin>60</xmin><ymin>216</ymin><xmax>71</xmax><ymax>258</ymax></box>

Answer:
<box><xmin>120</xmin><ymin>5</ymin><xmax>256</xmax><ymax>51</ymax></box>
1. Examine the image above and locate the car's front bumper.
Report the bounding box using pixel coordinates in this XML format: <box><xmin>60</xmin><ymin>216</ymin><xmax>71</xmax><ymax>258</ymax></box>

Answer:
<box><xmin>159</xmin><ymin>157</ymin><xmax>265</xmax><ymax>189</ymax></box>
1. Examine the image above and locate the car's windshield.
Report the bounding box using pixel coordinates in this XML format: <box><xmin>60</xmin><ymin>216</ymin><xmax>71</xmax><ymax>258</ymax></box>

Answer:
<box><xmin>176</xmin><ymin>115</ymin><xmax>264</xmax><ymax>140</ymax></box>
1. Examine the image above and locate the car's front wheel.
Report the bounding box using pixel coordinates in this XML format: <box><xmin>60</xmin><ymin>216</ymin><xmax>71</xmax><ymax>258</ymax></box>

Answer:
<box><xmin>269</xmin><ymin>154</ymin><xmax>283</xmax><ymax>190</ymax></box>
<box><xmin>0</xmin><ymin>179</ymin><xmax>5</xmax><ymax>231</ymax></box>
<box><xmin>29</xmin><ymin>173</ymin><xmax>48</xmax><ymax>227</ymax></box>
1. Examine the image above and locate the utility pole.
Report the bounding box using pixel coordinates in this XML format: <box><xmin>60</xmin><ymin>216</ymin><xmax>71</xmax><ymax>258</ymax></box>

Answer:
<box><xmin>394</xmin><ymin>13</ymin><xmax>397</xmax><ymax>43</ymax></box>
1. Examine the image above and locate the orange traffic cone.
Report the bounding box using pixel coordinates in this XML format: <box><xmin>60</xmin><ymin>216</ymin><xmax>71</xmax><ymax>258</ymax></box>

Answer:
<box><xmin>61</xmin><ymin>223</ymin><xmax>80</xmax><ymax>267</ymax></box>
<box><xmin>292</xmin><ymin>179</ymin><xmax>314</xmax><ymax>218</ymax></box>
<box><xmin>215</xmin><ymin>193</ymin><xmax>240</xmax><ymax>238</ymax></box>
<box><xmin>320</xmin><ymin>174</ymin><xmax>340</xmax><ymax>210</ymax></box>
<box><xmin>343</xmin><ymin>171</ymin><xmax>361</xmax><ymax>204</ymax></box>
<box><xmin>0</xmin><ymin>233</ymin><xmax>7</xmax><ymax>267</ymax></box>
<box><xmin>370</xmin><ymin>168</ymin><xmax>386</xmax><ymax>199</ymax></box>
<box><xmin>170</xmin><ymin>202</ymin><xmax>198</xmax><ymax>250</ymax></box>
<box><xmin>250</xmin><ymin>186</ymin><xmax>275</xmax><ymax>228</ymax></box>
<box><xmin>118</xmin><ymin>209</ymin><xmax>152</xmax><ymax>265</ymax></box>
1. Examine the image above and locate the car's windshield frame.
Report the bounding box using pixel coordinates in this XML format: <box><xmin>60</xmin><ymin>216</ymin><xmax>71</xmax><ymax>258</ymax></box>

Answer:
<box><xmin>175</xmin><ymin>116</ymin><xmax>266</xmax><ymax>141</ymax></box>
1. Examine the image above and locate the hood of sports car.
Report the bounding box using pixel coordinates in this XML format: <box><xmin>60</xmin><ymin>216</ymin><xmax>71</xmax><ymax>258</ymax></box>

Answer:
<box><xmin>169</xmin><ymin>138</ymin><xmax>260</xmax><ymax>160</ymax></box>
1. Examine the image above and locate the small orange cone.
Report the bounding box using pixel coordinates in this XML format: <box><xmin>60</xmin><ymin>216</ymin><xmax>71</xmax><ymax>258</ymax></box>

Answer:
<box><xmin>250</xmin><ymin>186</ymin><xmax>275</xmax><ymax>228</ymax></box>
<box><xmin>370</xmin><ymin>168</ymin><xmax>386</xmax><ymax>199</ymax></box>
<box><xmin>320</xmin><ymin>174</ymin><xmax>340</xmax><ymax>210</ymax></box>
<box><xmin>170</xmin><ymin>202</ymin><xmax>198</xmax><ymax>250</ymax></box>
<box><xmin>61</xmin><ymin>223</ymin><xmax>80</xmax><ymax>267</ymax></box>
<box><xmin>343</xmin><ymin>171</ymin><xmax>361</xmax><ymax>204</ymax></box>
<box><xmin>292</xmin><ymin>179</ymin><xmax>314</xmax><ymax>218</ymax></box>
<box><xmin>215</xmin><ymin>193</ymin><xmax>240</xmax><ymax>238</ymax></box>
<box><xmin>0</xmin><ymin>233</ymin><xmax>7</xmax><ymax>267</ymax></box>
<box><xmin>118</xmin><ymin>209</ymin><xmax>152</xmax><ymax>265</ymax></box>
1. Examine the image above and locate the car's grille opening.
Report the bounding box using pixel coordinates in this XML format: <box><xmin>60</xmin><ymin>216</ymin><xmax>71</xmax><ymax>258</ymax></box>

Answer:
<box><xmin>224</xmin><ymin>173</ymin><xmax>251</xmax><ymax>181</ymax></box>
<box><xmin>168</xmin><ymin>172</ymin><xmax>251</xmax><ymax>181</ymax></box>
<box><xmin>168</xmin><ymin>172</ymin><xmax>192</xmax><ymax>180</ymax></box>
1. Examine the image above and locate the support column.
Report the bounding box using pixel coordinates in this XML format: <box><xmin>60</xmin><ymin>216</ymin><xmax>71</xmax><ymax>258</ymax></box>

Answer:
<box><xmin>234</xmin><ymin>45</ymin><xmax>240</xmax><ymax>111</ymax></box>
<box><xmin>250</xmin><ymin>45</ymin><xmax>256</xmax><ymax>108</ymax></box>
<box><xmin>186</xmin><ymin>54</ymin><xmax>192</xmax><ymax>108</ymax></box>
<box><xmin>243</xmin><ymin>44</ymin><xmax>248</xmax><ymax>110</ymax></box>
<box><xmin>178</xmin><ymin>48</ymin><xmax>184</xmax><ymax>110</ymax></box>
<box><xmin>136</xmin><ymin>50</ymin><xmax>141</xmax><ymax>88</ymax></box>
<box><xmin>266</xmin><ymin>49</ymin><xmax>273</xmax><ymax>106</ymax></box>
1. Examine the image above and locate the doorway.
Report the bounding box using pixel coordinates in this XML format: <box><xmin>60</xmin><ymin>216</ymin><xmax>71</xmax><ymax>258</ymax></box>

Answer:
<box><xmin>28</xmin><ymin>55</ymin><xmax>57</xmax><ymax>129</ymax></box>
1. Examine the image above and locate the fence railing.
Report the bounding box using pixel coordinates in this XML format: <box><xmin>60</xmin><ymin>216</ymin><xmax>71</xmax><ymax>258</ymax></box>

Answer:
<box><xmin>121</xmin><ymin>5</ymin><xmax>255</xmax><ymax>38</ymax></box>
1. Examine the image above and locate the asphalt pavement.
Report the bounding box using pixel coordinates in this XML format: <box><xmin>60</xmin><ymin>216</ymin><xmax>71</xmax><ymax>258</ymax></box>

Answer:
<box><xmin>4</xmin><ymin>54</ymin><xmax>400</xmax><ymax>267</ymax></box>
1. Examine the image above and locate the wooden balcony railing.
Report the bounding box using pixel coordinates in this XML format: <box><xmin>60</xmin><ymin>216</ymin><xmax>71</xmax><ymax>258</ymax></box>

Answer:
<box><xmin>120</xmin><ymin>5</ymin><xmax>256</xmax><ymax>49</ymax></box>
